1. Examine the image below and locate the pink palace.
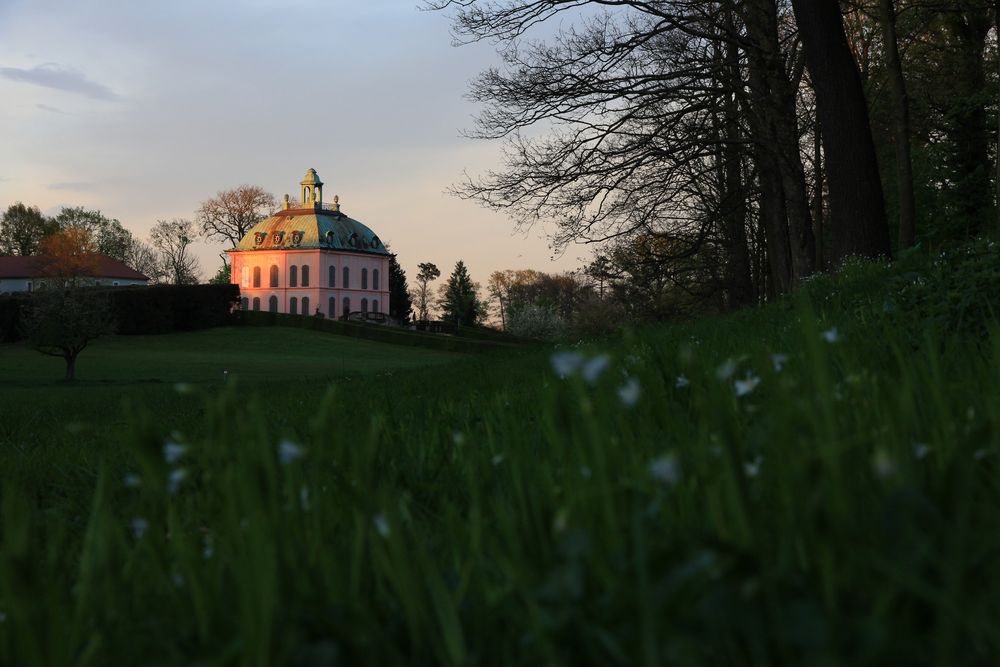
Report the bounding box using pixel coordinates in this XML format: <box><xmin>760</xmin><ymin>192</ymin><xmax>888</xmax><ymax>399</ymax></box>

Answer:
<box><xmin>228</xmin><ymin>169</ymin><xmax>390</xmax><ymax>319</ymax></box>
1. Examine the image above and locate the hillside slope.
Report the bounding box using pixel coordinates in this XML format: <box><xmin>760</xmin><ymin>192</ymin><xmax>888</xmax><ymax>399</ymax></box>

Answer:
<box><xmin>2</xmin><ymin>239</ymin><xmax>998</xmax><ymax>665</ymax></box>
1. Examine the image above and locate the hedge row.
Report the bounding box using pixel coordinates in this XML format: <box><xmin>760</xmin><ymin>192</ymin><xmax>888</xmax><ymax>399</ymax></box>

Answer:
<box><xmin>240</xmin><ymin>310</ymin><xmax>522</xmax><ymax>354</ymax></box>
<box><xmin>109</xmin><ymin>284</ymin><xmax>240</xmax><ymax>335</ymax></box>
<box><xmin>0</xmin><ymin>284</ymin><xmax>240</xmax><ymax>342</ymax></box>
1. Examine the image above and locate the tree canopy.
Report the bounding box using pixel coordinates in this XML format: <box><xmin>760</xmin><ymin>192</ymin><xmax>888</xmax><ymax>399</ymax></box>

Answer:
<box><xmin>196</xmin><ymin>185</ymin><xmax>277</xmax><ymax>249</ymax></box>
<box><xmin>0</xmin><ymin>203</ymin><xmax>56</xmax><ymax>256</ymax></box>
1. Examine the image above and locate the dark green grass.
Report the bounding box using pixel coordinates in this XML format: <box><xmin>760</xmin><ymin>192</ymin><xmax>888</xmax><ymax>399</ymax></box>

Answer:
<box><xmin>1</xmin><ymin>240</ymin><xmax>999</xmax><ymax>666</ymax></box>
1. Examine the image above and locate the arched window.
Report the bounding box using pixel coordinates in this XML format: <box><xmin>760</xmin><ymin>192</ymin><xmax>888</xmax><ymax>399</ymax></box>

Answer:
<box><xmin>241</xmin><ymin>297</ymin><xmax>249</xmax><ymax>311</ymax></box>
<box><xmin>343</xmin><ymin>296</ymin><xmax>350</xmax><ymax>317</ymax></box>
<box><xmin>252</xmin><ymin>297</ymin><xmax>260</xmax><ymax>311</ymax></box>
<box><xmin>328</xmin><ymin>296</ymin><xmax>336</xmax><ymax>318</ymax></box>
<box><xmin>301</xmin><ymin>265</ymin><xmax>310</xmax><ymax>287</ymax></box>
<box><xmin>373</xmin><ymin>299</ymin><xmax>379</xmax><ymax>313</ymax></box>
<box><xmin>361</xmin><ymin>298</ymin><xmax>368</xmax><ymax>313</ymax></box>
<box><xmin>269</xmin><ymin>265</ymin><xmax>279</xmax><ymax>287</ymax></box>
<box><xmin>373</xmin><ymin>269</ymin><xmax>380</xmax><ymax>291</ymax></box>
<box><xmin>253</xmin><ymin>266</ymin><xmax>261</xmax><ymax>288</ymax></box>
<box><xmin>303</xmin><ymin>185</ymin><xmax>311</xmax><ymax>201</ymax></box>
<box><xmin>267</xmin><ymin>296</ymin><xmax>277</xmax><ymax>312</ymax></box>
<box><xmin>362</xmin><ymin>268</ymin><xmax>368</xmax><ymax>290</ymax></box>
<box><xmin>289</xmin><ymin>265</ymin><xmax>298</xmax><ymax>287</ymax></box>
<box><xmin>289</xmin><ymin>297</ymin><xmax>298</xmax><ymax>315</ymax></box>
<box><xmin>328</xmin><ymin>265</ymin><xmax>336</xmax><ymax>287</ymax></box>
<box><xmin>302</xmin><ymin>296</ymin><xmax>310</xmax><ymax>315</ymax></box>
<box><xmin>343</xmin><ymin>266</ymin><xmax>350</xmax><ymax>288</ymax></box>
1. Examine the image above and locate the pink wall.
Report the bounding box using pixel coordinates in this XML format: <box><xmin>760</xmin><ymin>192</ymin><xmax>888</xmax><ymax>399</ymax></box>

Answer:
<box><xmin>230</xmin><ymin>249</ymin><xmax>390</xmax><ymax>318</ymax></box>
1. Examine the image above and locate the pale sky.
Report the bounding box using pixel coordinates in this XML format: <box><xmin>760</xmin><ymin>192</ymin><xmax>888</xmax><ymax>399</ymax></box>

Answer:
<box><xmin>0</xmin><ymin>0</ymin><xmax>587</xmax><ymax>296</ymax></box>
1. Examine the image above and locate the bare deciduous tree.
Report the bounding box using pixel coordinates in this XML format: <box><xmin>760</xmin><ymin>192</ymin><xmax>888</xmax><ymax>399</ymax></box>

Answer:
<box><xmin>196</xmin><ymin>185</ymin><xmax>277</xmax><ymax>250</ymax></box>
<box><xmin>151</xmin><ymin>219</ymin><xmax>201</xmax><ymax>285</ymax></box>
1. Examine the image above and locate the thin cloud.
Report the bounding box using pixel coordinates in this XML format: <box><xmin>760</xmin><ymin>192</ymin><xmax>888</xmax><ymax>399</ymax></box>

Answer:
<box><xmin>36</xmin><ymin>103</ymin><xmax>69</xmax><ymax>114</ymax></box>
<box><xmin>48</xmin><ymin>181</ymin><xmax>98</xmax><ymax>192</ymax></box>
<box><xmin>0</xmin><ymin>62</ymin><xmax>118</xmax><ymax>100</ymax></box>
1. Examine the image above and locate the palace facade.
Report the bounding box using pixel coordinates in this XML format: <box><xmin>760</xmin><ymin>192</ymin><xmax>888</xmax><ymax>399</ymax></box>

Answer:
<box><xmin>228</xmin><ymin>169</ymin><xmax>390</xmax><ymax>319</ymax></box>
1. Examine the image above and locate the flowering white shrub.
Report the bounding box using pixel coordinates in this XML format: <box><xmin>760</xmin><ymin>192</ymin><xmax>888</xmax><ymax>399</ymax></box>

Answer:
<box><xmin>508</xmin><ymin>303</ymin><xmax>566</xmax><ymax>340</ymax></box>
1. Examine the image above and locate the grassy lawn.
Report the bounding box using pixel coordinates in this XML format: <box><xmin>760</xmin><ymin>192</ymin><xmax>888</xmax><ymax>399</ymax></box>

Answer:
<box><xmin>1</xmin><ymin>241</ymin><xmax>999</xmax><ymax>665</ymax></box>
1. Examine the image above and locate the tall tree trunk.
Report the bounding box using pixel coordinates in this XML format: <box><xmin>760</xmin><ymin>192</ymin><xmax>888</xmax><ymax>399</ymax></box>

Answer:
<box><xmin>878</xmin><ymin>0</ymin><xmax>917</xmax><ymax>249</ymax></box>
<box><xmin>743</xmin><ymin>0</ymin><xmax>816</xmax><ymax>283</ymax></box>
<box><xmin>756</xmin><ymin>147</ymin><xmax>794</xmax><ymax>296</ymax></box>
<box><xmin>946</xmin><ymin>9</ymin><xmax>991</xmax><ymax>237</ymax></box>
<box><xmin>813</xmin><ymin>120</ymin><xmax>824</xmax><ymax>270</ymax></box>
<box><xmin>719</xmin><ymin>13</ymin><xmax>755</xmax><ymax>309</ymax></box>
<box><xmin>65</xmin><ymin>352</ymin><xmax>77</xmax><ymax>381</ymax></box>
<box><xmin>791</xmin><ymin>0</ymin><xmax>891</xmax><ymax>263</ymax></box>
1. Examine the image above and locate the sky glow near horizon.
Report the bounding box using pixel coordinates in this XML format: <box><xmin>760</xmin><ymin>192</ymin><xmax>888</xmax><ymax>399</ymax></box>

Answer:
<box><xmin>0</xmin><ymin>0</ymin><xmax>587</xmax><ymax>295</ymax></box>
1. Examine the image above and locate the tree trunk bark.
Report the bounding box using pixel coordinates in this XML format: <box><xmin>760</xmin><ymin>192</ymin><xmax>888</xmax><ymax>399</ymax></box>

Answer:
<box><xmin>813</xmin><ymin>120</ymin><xmax>824</xmax><ymax>270</ymax></box>
<box><xmin>947</xmin><ymin>10</ymin><xmax>991</xmax><ymax>237</ymax></box>
<box><xmin>743</xmin><ymin>0</ymin><xmax>816</xmax><ymax>283</ymax></box>
<box><xmin>879</xmin><ymin>0</ymin><xmax>917</xmax><ymax>249</ymax></box>
<box><xmin>65</xmin><ymin>352</ymin><xmax>77</xmax><ymax>381</ymax></box>
<box><xmin>756</xmin><ymin>147</ymin><xmax>794</xmax><ymax>296</ymax></box>
<box><xmin>720</xmin><ymin>14</ymin><xmax>755</xmax><ymax>309</ymax></box>
<box><xmin>791</xmin><ymin>0</ymin><xmax>892</xmax><ymax>263</ymax></box>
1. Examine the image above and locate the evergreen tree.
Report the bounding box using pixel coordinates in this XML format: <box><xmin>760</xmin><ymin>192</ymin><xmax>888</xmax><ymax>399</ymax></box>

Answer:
<box><xmin>388</xmin><ymin>253</ymin><xmax>413</xmax><ymax>324</ymax></box>
<box><xmin>439</xmin><ymin>260</ymin><xmax>484</xmax><ymax>327</ymax></box>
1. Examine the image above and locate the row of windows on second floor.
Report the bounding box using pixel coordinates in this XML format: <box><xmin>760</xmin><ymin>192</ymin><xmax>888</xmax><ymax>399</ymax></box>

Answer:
<box><xmin>241</xmin><ymin>295</ymin><xmax>382</xmax><ymax>317</ymax></box>
<box><xmin>244</xmin><ymin>265</ymin><xmax>382</xmax><ymax>290</ymax></box>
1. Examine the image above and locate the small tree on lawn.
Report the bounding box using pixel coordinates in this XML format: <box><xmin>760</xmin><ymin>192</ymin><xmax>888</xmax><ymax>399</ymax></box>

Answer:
<box><xmin>439</xmin><ymin>260</ymin><xmax>485</xmax><ymax>327</ymax></box>
<box><xmin>22</xmin><ymin>288</ymin><xmax>115</xmax><ymax>381</ymax></box>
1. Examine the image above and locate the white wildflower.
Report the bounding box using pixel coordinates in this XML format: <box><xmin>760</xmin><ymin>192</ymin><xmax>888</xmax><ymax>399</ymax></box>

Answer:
<box><xmin>675</xmin><ymin>374</ymin><xmax>690</xmax><ymax>389</ymax></box>
<box><xmin>277</xmin><ymin>439</ymin><xmax>305</xmax><ymax>465</ymax></box>
<box><xmin>580</xmin><ymin>466</ymin><xmax>592</xmax><ymax>480</ymax></box>
<box><xmin>581</xmin><ymin>354</ymin><xmax>611</xmax><ymax>384</ymax></box>
<box><xmin>491</xmin><ymin>454</ymin><xmax>505</xmax><ymax>466</ymax></box>
<box><xmin>771</xmin><ymin>353</ymin><xmax>788</xmax><ymax>373</ymax></box>
<box><xmin>648</xmin><ymin>454</ymin><xmax>680</xmax><ymax>486</ymax></box>
<box><xmin>744</xmin><ymin>456</ymin><xmax>763</xmax><ymax>478</ymax></box>
<box><xmin>618</xmin><ymin>377</ymin><xmax>641</xmax><ymax>407</ymax></box>
<box><xmin>872</xmin><ymin>449</ymin><xmax>896</xmax><ymax>478</ymax></box>
<box><xmin>913</xmin><ymin>443</ymin><xmax>931</xmax><ymax>460</ymax></box>
<box><xmin>734</xmin><ymin>374</ymin><xmax>761</xmax><ymax>397</ymax></box>
<box><xmin>452</xmin><ymin>430</ymin><xmax>465</xmax><ymax>446</ymax></box>
<box><xmin>373</xmin><ymin>513</ymin><xmax>391</xmax><ymax>538</ymax></box>
<box><xmin>300</xmin><ymin>486</ymin><xmax>311</xmax><ymax>511</ymax></box>
<box><xmin>163</xmin><ymin>441</ymin><xmax>187</xmax><ymax>464</ymax></box>
<box><xmin>123</xmin><ymin>473</ymin><xmax>141</xmax><ymax>489</ymax></box>
<box><xmin>551</xmin><ymin>351</ymin><xmax>585</xmax><ymax>378</ymax></box>
<box><xmin>716</xmin><ymin>358</ymin><xmax>739</xmax><ymax>380</ymax></box>
<box><xmin>202</xmin><ymin>535</ymin><xmax>214</xmax><ymax>560</ymax></box>
<box><xmin>822</xmin><ymin>327</ymin><xmax>840</xmax><ymax>344</ymax></box>
<box><xmin>129</xmin><ymin>517</ymin><xmax>149</xmax><ymax>540</ymax></box>
<box><xmin>167</xmin><ymin>468</ymin><xmax>188</xmax><ymax>495</ymax></box>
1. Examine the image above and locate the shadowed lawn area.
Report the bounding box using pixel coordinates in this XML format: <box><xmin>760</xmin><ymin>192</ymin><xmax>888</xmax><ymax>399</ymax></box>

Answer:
<box><xmin>0</xmin><ymin>325</ymin><xmax>466</xmax><ymax>388</ymax></box>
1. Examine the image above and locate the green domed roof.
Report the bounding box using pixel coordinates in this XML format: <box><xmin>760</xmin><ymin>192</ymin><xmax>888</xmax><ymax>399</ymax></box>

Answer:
<box><xmin>234</xmin><ymin>209</ymin><xmax>389</xmax><ymax>255</ymax></box>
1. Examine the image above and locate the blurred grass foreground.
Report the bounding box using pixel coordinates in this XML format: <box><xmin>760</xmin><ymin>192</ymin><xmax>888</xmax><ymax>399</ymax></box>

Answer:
<box><xmin>1</xmin><ymin>239</ymin><xmax>999</xmax><ymax>665</ymax></box>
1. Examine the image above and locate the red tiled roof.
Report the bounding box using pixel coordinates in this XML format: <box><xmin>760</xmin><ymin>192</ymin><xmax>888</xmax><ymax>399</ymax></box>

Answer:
<box><xmin>0</xmin><ymin>254</ymin><xmax>149</xmax><ymax>281</ymax></box>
